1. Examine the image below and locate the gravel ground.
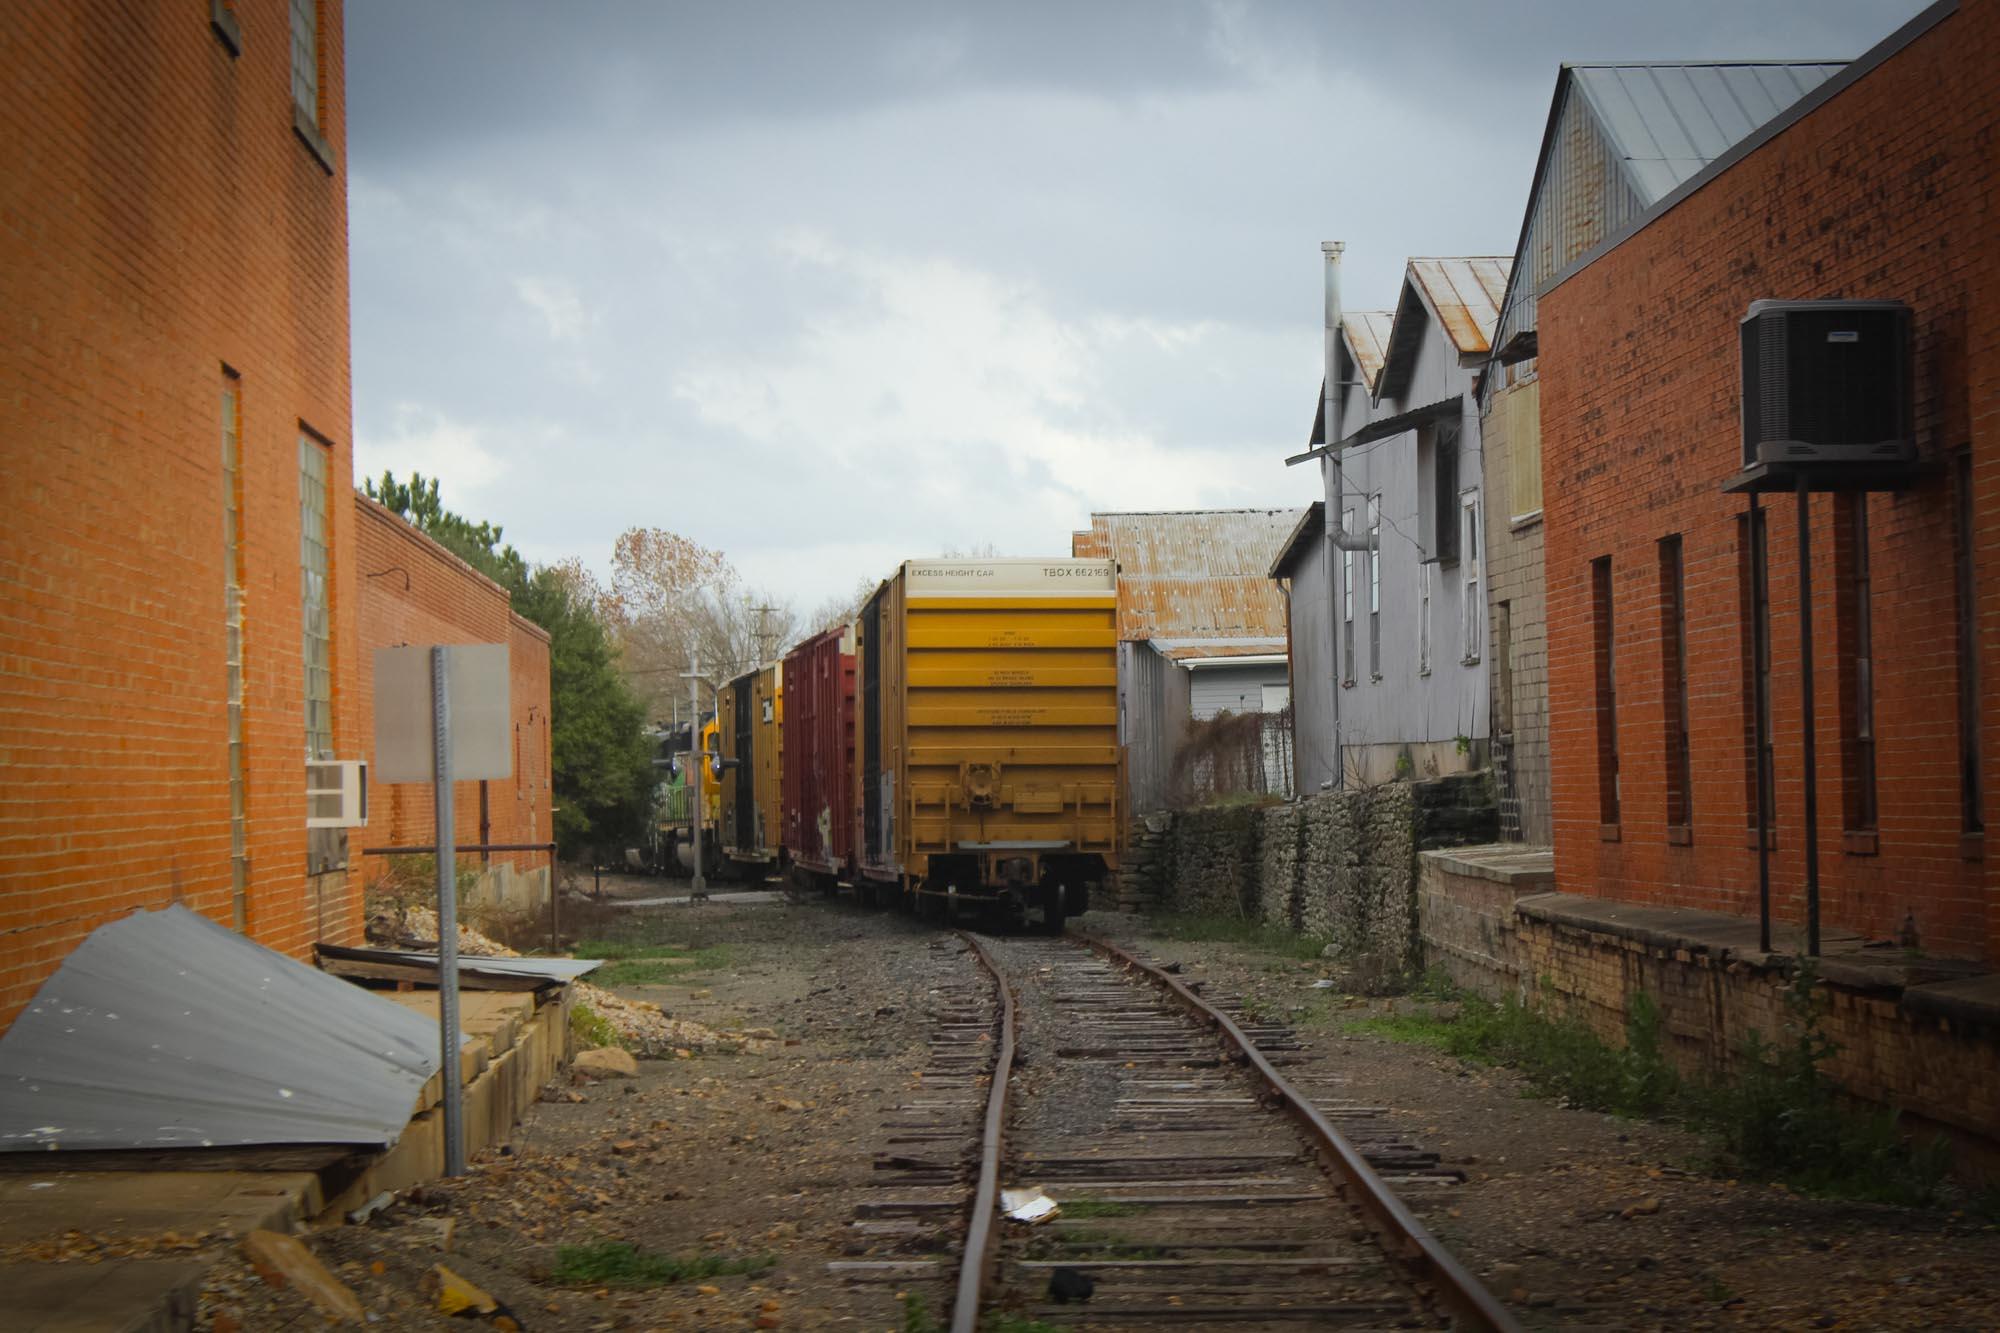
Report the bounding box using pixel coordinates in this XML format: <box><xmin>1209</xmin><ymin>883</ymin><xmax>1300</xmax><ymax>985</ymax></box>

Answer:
<box><xmin>1081</xmin><ymin>909</ymin><xmax>2000</xmax><ymax>1333</ymax></box>
<box><xmin>200</xmin><ymin>893</ymin><xmax>960</xmax><ymax>1332</ymax></box>
<box><xmin>187</xmin><ymin>895</ymin><xmax>2000</xmax><ymax>1330</ymax></box>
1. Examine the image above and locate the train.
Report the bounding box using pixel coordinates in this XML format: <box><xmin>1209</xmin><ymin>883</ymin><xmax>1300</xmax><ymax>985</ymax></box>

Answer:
<box><xmin>639</xmin><ymin>555</ymin><xmax>1120</xmax><ymax>930</ymax></box>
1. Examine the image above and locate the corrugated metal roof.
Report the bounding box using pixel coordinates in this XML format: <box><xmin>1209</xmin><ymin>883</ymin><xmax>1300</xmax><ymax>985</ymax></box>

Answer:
<box><xmin>1406</xmin><ymin>258</ymin><xmax>1511</xmax><ymax>356</ymax></box>
<box><xmin>1343</xmin><ymin>312</ymin><xmax>1394</xmax><ymax>393</ymax></box>
<box><xmin>0</xmin><ymin>906</ymin><xmax>449</xmax><ymax>1152</ymax></box>
<box><xmin>1072</xmin><ymin>510</ymin><xmax>1304</xmax><ymax>644</ymax></box>
<box><xmin>1571</xmin><ymin>63</ymin><xmax>1845</xmax><ymax>203</ymax></box>
<box><xmin>1488</xmin><ymin>60</ymin><xmax>1846</xmax><ymax>367</ymax></box>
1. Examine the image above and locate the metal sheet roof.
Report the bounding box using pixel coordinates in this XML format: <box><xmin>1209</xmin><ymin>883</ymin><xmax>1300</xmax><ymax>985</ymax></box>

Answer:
<box><xmin>1406</xmin><ymin>258</ymin><xmax>1511</xmax><ymax>357</ymax></box>
<box><xmin>1072</xmin><ymin>510</ymin><xmax>1304</xmax><ymax>643</ymax></box>
<box><xmin>0</xmin><ymin>906</ymin><xmax>449</xmax><ymax>1152</ymax></box>
<box><xmin>1571</xmin><ymin>63</ymin><xmax>1845</xmax><ymax>203</ymax></box>
<box><xmin>1343</xmin><ymin>312</ymin><xmax>1394</xmax><ymax>393</ymax></box>
<box><xmin>1487</xmin><ymin>60</ymin><xmax>1846</xmax><ymax>369</ymax></box>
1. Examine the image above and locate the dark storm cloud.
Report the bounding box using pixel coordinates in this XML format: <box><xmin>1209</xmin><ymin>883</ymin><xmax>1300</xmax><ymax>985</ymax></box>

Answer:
<box><xmin>343</xmin><ymin>0</ymin><xmax>1929</xmax><ymax>607</ymax></box>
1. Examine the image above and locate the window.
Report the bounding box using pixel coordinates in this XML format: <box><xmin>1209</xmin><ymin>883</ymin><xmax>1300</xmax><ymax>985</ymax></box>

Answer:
<box><xmin>1836</xmin><ymin>497</ymin><xmax>1877</xmax><ymax>836</ymax></box>
<box><xmin>1659</xmin><ymin>536</ymin><xmax>1692</xmax><ymax>839</ymax></box>
<box><xmin>1418</xmin><ymin>560</ymin><xmax>1433</xmax><ymax>676</ymax></box>
<box><xmin>1367</xmin><ymin>495</ymin><xmax>1382</xmax><ymax>679</ymax></box>
<box><xmin>211</xmin><ymin>0</ymin><xmax>242</xmax><ymax>56</ymax></box>
<box><xmin>1260</xmin><ymin>683</ymin><xmax>1291</xmax><ymax>713</ymax></box>
<box><xmin>1501</xmin><ymin>377</ymin><xmax>1542</xmax><ymax>520</ymax></box>
<box><xmin>222</xmin><ymin>372</ymin><xmax>249</xmax><ymax>926</ymax></box>
<box><xmin>1739</xmin><ymin>509</ymin><xmax>1775</xmax><ymax>844</ymax></box>
<box><xmin>1341</xmin><ymin>508</ymin><xmax>1356</xmax><ymax>684</ymax></box>
<box><xmin>1431</xmin><ymin>423</ymin><xmax>1461</xmax><ymax>562</ymax></box>
<box><xmin>1592</xmin><ymin>557</ymin><xmax>1619</xmax><ymax>830</ymax></box>
<box><xmin>290</xmin><ymin>0</ymin><xmax>320</xmax><ymax>128</ymax></box>
<box><xmin>1460</xmin><ymin>494</ymin><xmax>1482</xmax><ymax>664</ymax></box>
<box><xmin>1955</xmin><ymin>452</ymin><xmax>1983</xmax><ymax>838</ymax></box>
<box><xmin>299</xmin><ymin>432</ymin><xmax>333</xmax><ymax>762</ymax></box>
<box><xmin>290</xmin><ymin>0</ymin><xmax>334</xmax><ymax>171</ymax></box>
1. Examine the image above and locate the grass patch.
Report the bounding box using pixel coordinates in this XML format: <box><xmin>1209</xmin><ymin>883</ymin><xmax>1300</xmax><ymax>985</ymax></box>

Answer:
<box><xmin>568</xmin><ymin>1002</ymin><xmax>619</xmax><ymax>1050</ymax></box>
<box><xmin>550</xmin><ymin>1242</ymin><xmax>773</xmax><ymax>1288</ymax></box>
<box><xmin>573</xmin><ymin>939</ymin><xmax>733</xmax><ymax>987</ymax></box>
<box><xmin>1347</xmin><ymin>967</ymin><xmax>1948</xmax><ymax>1207</ymax></box>
<box><xmin>898</xmin><ymin>1291</ymin><xmax>939</xmax><ymax>1333</ymax></box>
<box><xmin>1145</xmin><ymin>913</ymin><xmax>1328</xmax><ymax>960</ymax></box>
<box><xmin>1057</xmin><ymin>1199</ymin><xmax>1137</xmax><ymax>1218</ymax></box>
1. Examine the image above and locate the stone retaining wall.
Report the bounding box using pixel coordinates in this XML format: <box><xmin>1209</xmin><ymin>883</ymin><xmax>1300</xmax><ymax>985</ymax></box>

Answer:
<box><xmin>1119</xmin><ymin>775</ymin><xmax>1495</xmax><ymax>977</ymax></box>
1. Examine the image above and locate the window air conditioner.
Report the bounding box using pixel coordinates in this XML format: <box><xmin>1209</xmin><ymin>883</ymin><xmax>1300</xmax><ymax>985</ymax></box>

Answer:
<box><xmin>1739</xmin><ymin>299</ymin><xmax>1914</xmax><ymax>469</ymax></box>
<box><xmin>306</xmin><ymin>759</ymin><xmax>369</xmax><ymax>828</ymax></box>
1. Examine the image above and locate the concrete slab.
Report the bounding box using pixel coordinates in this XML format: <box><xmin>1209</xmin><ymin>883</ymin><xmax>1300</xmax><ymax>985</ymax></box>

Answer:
<box><xmin>0</xmin><ymin>1171</ymin><xmax>315</xmax><ymax>1245</ymax></box>
<box><xmin>3</xmin><ymin>1258</ymin><xmax>205</xmax><ymax>1333</ymax></box>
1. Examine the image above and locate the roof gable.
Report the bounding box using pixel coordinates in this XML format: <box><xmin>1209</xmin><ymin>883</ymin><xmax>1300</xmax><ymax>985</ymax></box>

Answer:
<box><xmin>1378</xmin><ymin>258</ymin><xmax>1511</xmax><ymax>400</ymax></box>
<box><xmin>1489</xmin><ymin>59</ymin><xmax>1846</xmax><ymax>365</ymax></box>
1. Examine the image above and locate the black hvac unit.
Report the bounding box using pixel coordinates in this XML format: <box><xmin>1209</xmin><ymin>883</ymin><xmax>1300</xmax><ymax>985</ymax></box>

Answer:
<box><xmin>1739</xmin><ymin>299</ymin><xmax>1913</xmax><ymax>470</ymax></box>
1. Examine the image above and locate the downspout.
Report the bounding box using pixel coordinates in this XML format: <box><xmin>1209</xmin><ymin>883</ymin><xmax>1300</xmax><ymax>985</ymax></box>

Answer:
<box><xmin>1321</xmin><ymin>242</ymin><xmax>1377</xmax><ymax>786</ymax></box>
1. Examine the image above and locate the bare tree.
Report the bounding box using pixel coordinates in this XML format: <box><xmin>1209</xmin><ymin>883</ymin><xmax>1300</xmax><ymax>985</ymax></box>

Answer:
<box><xmin>605</xmin><ymin>527</ymin><xmax>800</xmax><ymax>720</ymax></box>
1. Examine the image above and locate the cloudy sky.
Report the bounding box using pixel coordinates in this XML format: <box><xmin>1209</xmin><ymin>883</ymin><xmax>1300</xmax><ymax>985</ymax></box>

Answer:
<box><xmin>345</xmin><ymin>0</ymin><xmax>1924</xmax><ymax>612</ymax></box>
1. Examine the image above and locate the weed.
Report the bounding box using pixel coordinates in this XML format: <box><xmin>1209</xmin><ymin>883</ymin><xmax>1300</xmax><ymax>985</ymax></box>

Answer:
<box><xmin>573</xmin><ymin>939</ymin><xmax>733</xmax><ymax>987</ymax></box>
<box><xmin>550</xmin><ymin>1242</ymin><xmax>774</xmax><ymax>1287</ymax></box>
<box><xmin>1144</xmin><ymin>913</ymin><xmax>1329</xmax><ymax>960</ymax></box>
<box><xmin>1058</xmin><ymin>1200</ymin><xmax>1137</xmax><ymax>1218</ymax></box>
<box><xmin>1347</xmin><ymin>964</ymin><xmax>1950</xmax><ymax>1206</ymax></box>
<box><xmin>568</xmin><ymin>1002</ymin><xmax>619</xmax><ymax>1050</ymax></box>
<box><xmin>1699</xmin><ymin>963</ymin><xmax>1947</xmax><ymax>1206</ymax></box>
<box><xmin>899</xmin><ymin>1291</ymin><xmax>939</xmax><ymax>1333</ymax></box>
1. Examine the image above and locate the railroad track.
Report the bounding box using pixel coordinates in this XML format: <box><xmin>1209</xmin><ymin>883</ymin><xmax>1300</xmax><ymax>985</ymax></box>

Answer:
<box><xmin>830</xmin><ymin>930</ymin><xmax>1516</xmax><ymax>1329</ymax></box>
<box><xmin>954</xmin><ymin>931</ymin><xmax>1516</xmax><ymax>1332</ymax></box>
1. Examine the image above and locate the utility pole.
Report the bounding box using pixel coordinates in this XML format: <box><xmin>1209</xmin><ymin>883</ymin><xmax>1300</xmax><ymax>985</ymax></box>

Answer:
<box><xmin>750</xmin><ymin>602</ymin><xmax>778</xmax><ymax>664</ymax></box>
<box><xmin>682</xmin><ymin>655</ymin><xmax>707</xmax><ymax>902</ymax></box>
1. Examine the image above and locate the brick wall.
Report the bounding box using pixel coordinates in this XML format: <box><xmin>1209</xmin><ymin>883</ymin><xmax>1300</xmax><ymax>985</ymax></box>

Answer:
<box><xmin>1539</xmin><ymin>0</ymin><xmax>2000</xmax><ymax>963</ymax></box>
<box><xmin>0</xmin><ymin>2</ymin><xmax>357</xmax><ymax>1028</ymax></box>
<box><xmin>352</xmin><ymin>497</ymin><xmax>553</xmax><ymax>894</ymax></box>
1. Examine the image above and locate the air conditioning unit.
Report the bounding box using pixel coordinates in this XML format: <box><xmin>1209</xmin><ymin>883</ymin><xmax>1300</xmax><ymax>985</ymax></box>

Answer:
<box><xmin>306</xmin><ymin>759</ymin><xmax>368</xmax><ymax>828</ymax></box>
<box><xmin>1740</xmin><ymin>299</ymin><xmax>1913</xmax><ymax>469</ymax></box>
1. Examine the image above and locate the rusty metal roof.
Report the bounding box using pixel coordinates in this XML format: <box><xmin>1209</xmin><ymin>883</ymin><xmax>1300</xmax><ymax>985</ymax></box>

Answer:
<box><xmin>1406</xmin><ymin>258</ymin><xmax>1510</xmax><ymax>357</ymax></box>
<box><xmin>1071</xmin><ymin>510</ymin><xmax>1304</xmax><ymax>644</ymax></box>
<box><xmin>1343</xmin><ymin>313</ymin><xmax>1394</xmax><ymax>394</ymax></box>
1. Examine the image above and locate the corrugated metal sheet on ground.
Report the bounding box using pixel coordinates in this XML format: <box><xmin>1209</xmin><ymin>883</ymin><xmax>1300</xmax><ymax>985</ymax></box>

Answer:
<box><xmin>315</xmin><ymin>944</ymin><xmax>601</xmax><ymax>990</ymax></box>
<box><xmin>1071</xmin><ymin>510</ymin><xmax>1304</xmax><ymax>643</ymax></box>
<box><xmin>0</xmin><ymin>906</ymin><xmax>449</xmax><ymax>1152</ymax></box>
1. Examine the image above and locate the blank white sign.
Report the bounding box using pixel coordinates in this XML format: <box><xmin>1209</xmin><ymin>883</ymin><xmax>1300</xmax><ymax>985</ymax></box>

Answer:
<box><xmin>373</xmin><ymin>644</ymin><xmax>513</xmax><ymax>783</ymax></box>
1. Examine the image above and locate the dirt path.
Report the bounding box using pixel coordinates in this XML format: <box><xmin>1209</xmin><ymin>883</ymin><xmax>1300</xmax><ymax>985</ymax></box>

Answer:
<box><xmin>197</xmin><ymin>898</ymin><xmax>2000</xmax><ymax>1330</ymax></box>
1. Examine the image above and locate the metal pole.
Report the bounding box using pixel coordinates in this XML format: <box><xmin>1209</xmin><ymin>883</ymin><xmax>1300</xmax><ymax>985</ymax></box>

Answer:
<box><xmin>1795</xmin><ymin>475</ymin><xmax>1821</xmax><ymax>957</ymax></box>
<box><xmin>1750</xmin><ymin>495</ymin><xmax>1772</xmax><ymax>954</ymax></box>
<box><xmin>430</xmin><ymin>646</ymin><xmax>466</xmax><ymax>1177</ymax></box>
<box><xmin>686</xmin><ymin>657</ymin><xmax>706</xmax><ymax>899</ymax></box>
<box><xmin>478</xmin><ymin>781</ymin><xmax>490</xmax><ymax>866</ymax></box>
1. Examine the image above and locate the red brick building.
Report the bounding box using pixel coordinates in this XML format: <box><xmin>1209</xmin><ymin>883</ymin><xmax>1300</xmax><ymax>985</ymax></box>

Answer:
<box><xmin>0</xmin><ymin>2</ymin><xmax>358</xmax><ymax>1027</ymax></box>
<box><xmin>354</xmin><ymin>496</ymin><xmax>554</xmax><ymax>904</ymax></box>
<box><xmin>1541</xmin><ymin>0</ymin><xmax>1998</xmax><ymax>963</ymax></box>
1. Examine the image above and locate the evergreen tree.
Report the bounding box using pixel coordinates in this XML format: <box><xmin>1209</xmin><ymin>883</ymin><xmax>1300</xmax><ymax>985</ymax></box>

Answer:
<box><xmin>368</xmin><ymin>472</ymin><xmax>651</xmax><ymax>857</ymax></box>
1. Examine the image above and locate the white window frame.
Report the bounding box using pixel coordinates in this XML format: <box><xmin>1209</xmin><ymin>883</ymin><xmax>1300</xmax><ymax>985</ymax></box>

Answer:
<box><xmin>1460</xmin><ymin>491</ymin><xmax>1482</xmax><ymax>665</ymax></box>
<box><xmin>1418</xmin><ymin>559</ymin><xmax>1432</xmax><ymax>676</ymax></box>
<box><xmin>1340</xmin><ymin>507</ymin><xmax>1356</xmax><ymax>685</ymax></box>
<box><xmin>1367</xmin><ymin>495</ymin><xmax>1382</xmax><ymax>680</ymax></box>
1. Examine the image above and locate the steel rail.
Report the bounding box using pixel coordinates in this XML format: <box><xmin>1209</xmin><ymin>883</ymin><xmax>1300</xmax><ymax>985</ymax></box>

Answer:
<box><xmin>951</xmin><ymin>931</ymin><xmax>1017</xmax><ymax>1333</ymax></box>
<box><xmin>1074</xmin><ymin>931</ymin><xmax>1524</xmax><ymax>1333</ymax></box>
